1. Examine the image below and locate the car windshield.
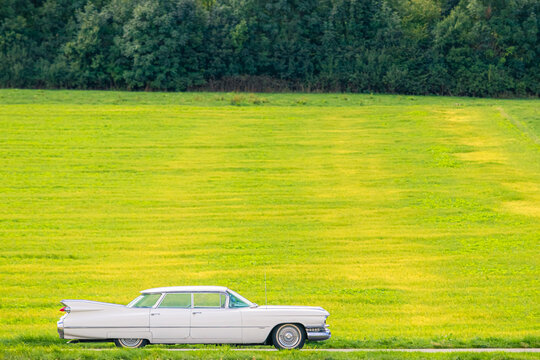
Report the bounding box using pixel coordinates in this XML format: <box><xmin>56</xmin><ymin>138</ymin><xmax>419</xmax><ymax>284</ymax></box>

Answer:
<box><xmin>229</xmin><ymin>293</ymin><xmax>249</xmax><ymax>308</ymax></box>
<box><xmin>128</xmin><ymin>293</ymin><xmax>161</xmax><ymax>308</ymax></box>
<box><xmin>227</xmin><ymin>290</ymin><xmax>253</xmax><ymax>307</ymax></box>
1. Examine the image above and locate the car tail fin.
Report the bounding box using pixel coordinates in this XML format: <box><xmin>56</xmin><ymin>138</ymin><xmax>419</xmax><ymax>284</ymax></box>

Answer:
<box><xmin>59</xmin><ymin>299</ymin><xmax>124</xmax><ymax>312</ymax></box>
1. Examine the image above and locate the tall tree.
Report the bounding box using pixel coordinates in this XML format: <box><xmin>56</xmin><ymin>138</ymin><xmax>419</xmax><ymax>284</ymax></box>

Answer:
<box><xmin>320</xmin><ymin>0</ymin><xmax>403</xmax><ymax>92</ymax></box>
<box><xmin>434</xmin><ymin>0</ymin><xmax>539</xmax><ymax>96</ymax></box>
<box><xmin>118</xmin><ymin>0</ymin><xmax>207</xmax><ymax>91</ymax></box>
<box><xmin>0</xmin><ymin>0</ymin><xmax>37</xmax><ymax>87</ymax></box>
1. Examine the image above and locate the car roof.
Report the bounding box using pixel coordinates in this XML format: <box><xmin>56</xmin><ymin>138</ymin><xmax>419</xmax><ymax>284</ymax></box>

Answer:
<box><xmin>141</xmin><ymin>286</ymin><xmax>229</xmax><ymax>294</ymax></box>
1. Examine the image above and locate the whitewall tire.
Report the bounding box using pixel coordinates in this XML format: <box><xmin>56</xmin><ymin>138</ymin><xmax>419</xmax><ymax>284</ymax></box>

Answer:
<box><xmin>114</xmin><ymin>338</ymin><xmax>148</xmax><ymax>348</ymax></box>
<box><xmin>272</xmin><ymin>323</ymin><xmax>305</xmax><ymax>350</ymax></box>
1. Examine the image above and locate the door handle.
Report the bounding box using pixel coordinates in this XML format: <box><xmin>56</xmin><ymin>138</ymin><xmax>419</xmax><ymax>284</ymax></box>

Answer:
<box><xmin>151</xmin><ymin>313</ymin><xmax>160</xmax><ymax>316</ymax></box>
<box><xmin>192</xmin><ymin>311</ymin><xmax>202</xmax><ymax>315</ymax></box>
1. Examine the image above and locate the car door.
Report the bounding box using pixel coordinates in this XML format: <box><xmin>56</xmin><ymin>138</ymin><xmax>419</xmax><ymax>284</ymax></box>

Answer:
<box><xmin>149</xmin><ymin>293</ymin><xmax>191</xmax><ymax>343</ymax></box>
<box><xmin>190</xmin><ymin>292</ymin><xmax>242</xmax><ymax>342</ymax></box>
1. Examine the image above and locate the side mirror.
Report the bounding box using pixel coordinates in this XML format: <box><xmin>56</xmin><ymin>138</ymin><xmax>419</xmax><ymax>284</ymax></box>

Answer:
<box><xmin>250</xmin><ymin>303</ymin><xmax>258</xmax><ymax>308</ymax></box>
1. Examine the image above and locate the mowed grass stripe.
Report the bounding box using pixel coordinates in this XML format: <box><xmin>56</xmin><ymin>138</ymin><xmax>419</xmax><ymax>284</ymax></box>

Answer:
<box><xmin>0</xmin><ymin>91</ymin><xmax>538</xmax><ymax>349</ymax></box>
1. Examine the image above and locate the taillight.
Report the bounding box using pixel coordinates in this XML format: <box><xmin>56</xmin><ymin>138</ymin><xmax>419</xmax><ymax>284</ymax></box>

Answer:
<box><xmin>60</xmin><ymin>306</ymin><xmax>70</xmax><ymax>313</ymax></box>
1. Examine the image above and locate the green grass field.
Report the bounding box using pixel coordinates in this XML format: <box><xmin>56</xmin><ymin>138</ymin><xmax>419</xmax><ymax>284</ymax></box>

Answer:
<box><xmin>0</xmin><ymin>90</ymin><xmax>539</xmax><ymax>357</ymax></box>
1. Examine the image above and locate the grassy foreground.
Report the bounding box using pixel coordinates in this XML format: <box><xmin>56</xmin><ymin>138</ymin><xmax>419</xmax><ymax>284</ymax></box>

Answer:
<box><xmin>2</xmin><ymin>347</ymin><xmax>540</xmax><ymax>360</ymax></box>
<box><xmin>0</xmin><ymin>90</ymin><xmax>538</xmax><ymax>356</ymax></box>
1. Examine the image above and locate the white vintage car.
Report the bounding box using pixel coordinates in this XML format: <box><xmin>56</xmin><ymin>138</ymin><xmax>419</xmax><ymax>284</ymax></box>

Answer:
<box><xmin>57</xmin><ymin>286</ymin><xmax>330</xmax><ymax>349</ymax></box>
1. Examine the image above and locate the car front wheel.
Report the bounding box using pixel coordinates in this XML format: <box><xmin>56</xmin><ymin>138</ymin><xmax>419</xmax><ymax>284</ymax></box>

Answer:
<box><xmin>272</xmin><ymin>323</ymin><xmax>305</xmax><ymax>350</ymax></box>
<box><xmin>114</xmin><ymin>338</ymin><xmax>148</xmax><ymax>348</ymax></box>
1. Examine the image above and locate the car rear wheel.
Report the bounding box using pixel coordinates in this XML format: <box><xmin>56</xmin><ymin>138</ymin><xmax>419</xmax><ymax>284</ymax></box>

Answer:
<box><xmin>272</xmin><ymin>323</ymin><xmax>305</xmax><ymax>350</ymax></box>
<box><xmin>114</xmin><ymin>338</ymin><xmax>148</xmax><ymax>348</ymax></box>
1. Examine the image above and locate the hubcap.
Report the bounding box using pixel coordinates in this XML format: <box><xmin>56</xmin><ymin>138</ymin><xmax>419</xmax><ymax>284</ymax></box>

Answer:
<box><xmin>278</xmin><ymin>325</ymin><xmax>300</xmax><ymax>348</ymax></box>
<box><xmin>120</xmin><ymin>338</ymin><xmax>141</xmax><ymax>347</ymax></box>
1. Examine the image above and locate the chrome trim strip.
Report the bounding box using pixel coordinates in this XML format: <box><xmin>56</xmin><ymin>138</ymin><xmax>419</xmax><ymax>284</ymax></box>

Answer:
<box><xmin>64</xmin><ymin>326</ymin><xmax>150</xmax><ymax>329</ymax></box>
<box><xmin>64</xmin><ymin>325</ymin><xmax>266</xmax><ymax>329</ymax></box>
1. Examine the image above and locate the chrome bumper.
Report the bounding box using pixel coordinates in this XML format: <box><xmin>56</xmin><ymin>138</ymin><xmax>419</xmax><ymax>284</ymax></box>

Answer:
<box><xmin>306</xmin><ymin>325</ymin><xmax>331</xmax><ymax>341</ymax></box>
<box><xmin>57</xmin><ymin>320</ymin><xmax>64</xmax><ymax>339</ymax></box>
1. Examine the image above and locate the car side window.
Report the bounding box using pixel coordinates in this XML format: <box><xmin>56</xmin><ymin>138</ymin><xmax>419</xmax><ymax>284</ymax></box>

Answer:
<box><xmin>221</xmin><ymin>293</ymin><xmax>227</xmax><ymax>308</ymax></box>
<box><xmin>193</xmin><ymin>293</ymin><xmax>226</xmax><ymax>308</ymax></box>
<box><xmin>229</xmin><ymin>293</ymin><xmax>249</xmax><ymax>308</ymax></box>
<box><xmin>132</xmin><ymin>294</ymin><xmax>161</xmax><ymax>308</ymax></box>
<box><xmin>158</xmin><ymin>293</ymin><xmax>191</xmax><ymax>308</ymax></box>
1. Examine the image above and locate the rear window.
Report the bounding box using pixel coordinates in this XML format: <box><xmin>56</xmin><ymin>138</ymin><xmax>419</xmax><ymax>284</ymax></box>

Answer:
<box><xmin>132</xmin><ymin>293</ymin><xmax>161</xmax><ymax>308</ymax></box>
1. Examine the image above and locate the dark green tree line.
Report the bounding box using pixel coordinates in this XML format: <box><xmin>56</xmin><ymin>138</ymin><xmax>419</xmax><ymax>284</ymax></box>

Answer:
<box><xmin>0</xmin><ymin>0</ymin><xmax>538</xmax><ymax>96</ymax></box>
